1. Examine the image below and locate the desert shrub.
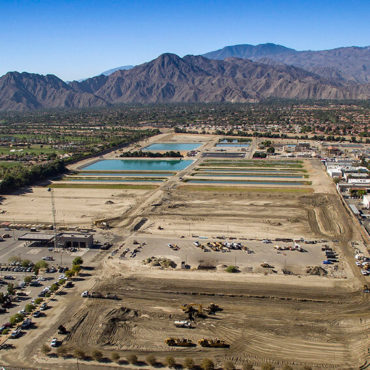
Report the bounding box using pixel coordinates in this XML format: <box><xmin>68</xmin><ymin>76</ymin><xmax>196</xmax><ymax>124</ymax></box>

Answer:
<box><xmin>92</xmin><ymin>349</ymin><xmax>103</xmax><ymax>361</ymax></box>
<box><xmin>57</xmin><ymin>346</ymin><xmax>68</xmax><ymax>357</ymax></box>
<box><xmin>282</xmin><ymin>366</ymin><xmax>293</xmax><ymax>370</ymax></box>
<box><xmin>165</xmin><ymin>356</ymin><xmax>176</xmax><ymax>368</ymax></box>
<box><xmin>242</xmin><ymin>364</ymin><xmax>254</xmax><ymax>370</ymax></box>
<box><xmin>224</xmin><ymin>361</ymin><xmax>235</xmax><ymax>370</ymax></box>
<box><xmin>225</xmin><ymin>265</ymin><xmax>239</xmax><ymax>273</ymax></box>
<box><xmin>74</xmin><ymin>348</ymin><xmax>86</xmax><ymax>360</ymax></box>
<box><xmin>184</xmin><ymin>358</ymin><xmax>195</xmax><ymax>369</ymax></box>
<box><xmin>201</xmin><ymin>358</ymin><xmax>214</xmax><ymax>370</ymax></box>
<box><xmin>127</xmin><ymin>354</ymin><xmax>138</xmax><ymax>364</ymax></box>
<box><xmin>261</xmin><ymin>364</ymin><xmax>275</xmax><ymax>370</ymax></box>
<box><xmin>146</xmin><ymin>354</ymin><xmax>156</xmax><ymax>366</ymax></box>
<box><xmin>41</xmin><ymin>344</ymin><xmax>51</xmax><ymax>355</ymax></box>
<box><xmin>111</xmin><ymin>352</ymin><xmax>120</xmax><ymax>362</ymax></box>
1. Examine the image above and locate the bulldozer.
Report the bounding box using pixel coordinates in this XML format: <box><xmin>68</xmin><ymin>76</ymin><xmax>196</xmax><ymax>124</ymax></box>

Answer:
<box><xmin>165</xmin><ymin>337</ymin><xmax>195</xmax><ymax>347</ymax></box>
<box><xmin>198</xmin><ymin>338</ymin><xmax>230</xmax><ymax>348</ymax></box>
<box><xmin>180</xmin><ymin>303</ymin><xmax>206</xmax><ymax>320</ymax></box>
<box><xmin>205</xmin><ymin>303</ymin><xmax>222</xmax><ymax>315</ymax></box>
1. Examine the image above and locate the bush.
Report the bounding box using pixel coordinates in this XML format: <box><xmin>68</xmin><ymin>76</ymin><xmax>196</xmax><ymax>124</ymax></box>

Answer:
<box><xmin>225</xmin><ymin>265</ymin><xmax>239</xmax><ymax>273</ymax></box>
<box><xmin>73</xmin><ymin>257</ymin><xmax>83</xmax><ymax>266</ymax></box>
<box><xmin>50</xmin><ymin>283</ymin><xmax>59</xmax><ymax>292</ymax></box>
<box><xmin>74</xmin><ymin>348</ymin><xmax>86</xmax><ymax>360</ymax></box>
<box><xmin>184</xmin><ymin>358</ymin><xmax>195</xmax><ymax>369</ymax></box>
<box><xmin>282</xmin><ymin>366</ymin><xmax>293</xmax><ymax>370</ymax></box>
<box><xmin>201</xmin><ymin>358</ymin><xmax>214</xmax><ymax>370</ymax></box>
<box><xmin>41</xmin><ymin>344</ymin><xmax>51</xmax><ymax>355</ymax></box>
<box><xmin>35</xmin><ymin>298</ymin><xmax>43</xmax><ymax>305</ymax></box>
<box><xmin>57</xmin><ymin>346</ymin><xmax>68</xmax><ymax>357</ymax></box>
<box><xmin>242</xmin><ymin>364</ymin><xmax>254</xmax><ymax>370</ymax></box>
<box><xmin>2</xmin><ymin>328</ymin><xmax>9</xmax><ymax>335</ymax></box>
<box><xmin>92</xmin><ymin>349</ymin><xmax>103</xmax><ymax>361</ymax></box>
<box><xmin>10</xmin><ymin>313</ymin><xmax>24</xmax><ymax>325</ymax></box>
<box><xmin>165</xmin><ymin>356</ymin><xmax>176</xmax><ymax>368</ymax></box>
<box><xmin>261</xmin><ymin>364</ymin><xmax>275</xmax><ymax>370</ymax></box>
<box><xmin>127</xmin><ymin>354</ymin><xmax>138</xmax><ymax>364</ymax></box>
<box><xmin>146</xmin><ymin>354</ymin><xmax>156</xmax><ymax>366</ymax></box>
<box><xmin>224</xmin><ymin>361</ymin><xmax>235</xmax><ymax>370</ymax></box>
<box><xmin>111</xmin><ymin>352</ymin><xmax>120</xmax><ymax>362</ymax></box>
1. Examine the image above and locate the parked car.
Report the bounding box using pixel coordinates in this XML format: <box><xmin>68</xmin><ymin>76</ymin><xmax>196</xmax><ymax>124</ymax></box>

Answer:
<box><xmin>50</xmin><ymin>338</ymin><xmax>58</xmax><ymax>347</ymax></box>
<box><xmin>10</xmin><ymin>329</ymin><xmax>21</xmax><ymax>338</ymax></box>
<box><xmin>33</xmin><ymin>311</ymin><xmax>41</xmax><ymax>318</ymax></box>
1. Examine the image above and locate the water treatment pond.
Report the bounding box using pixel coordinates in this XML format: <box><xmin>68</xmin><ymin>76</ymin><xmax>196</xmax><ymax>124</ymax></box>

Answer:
<box><xmin>82</xmin><ymin>159</ymin><xmax>193</xmax><ymax>171</ymax></box>
<box><xmin>143</xmin><ymin>143</ymin><xmax>202</xmax><ymax>151</ymax></box>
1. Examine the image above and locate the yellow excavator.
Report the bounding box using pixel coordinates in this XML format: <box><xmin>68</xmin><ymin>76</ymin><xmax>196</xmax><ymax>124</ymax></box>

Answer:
<box><xmin>198</xmin><ymin>338</ymin><xmax>230</xmax><ymax>348</ymax></box>
<box><xmin>205</xmin><ymin>303</ymin><xmax>222</xmax><ymax>315</ymax></box>
<box><xmin>165</xmin><ymin>337</ymin><xmax>195</xmax><ymax>347</ymax></box>
<box><xmin>180</xmin><ymin>303</ymin><xmax>205</xmax><ymax>320</ymax></box>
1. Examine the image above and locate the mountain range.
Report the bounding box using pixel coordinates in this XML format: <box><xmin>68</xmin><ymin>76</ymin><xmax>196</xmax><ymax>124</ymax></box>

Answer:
<box><xmin>0</xmin><ymin>43</ymin><xmax>369</xmax><ymax>111</ymax></box>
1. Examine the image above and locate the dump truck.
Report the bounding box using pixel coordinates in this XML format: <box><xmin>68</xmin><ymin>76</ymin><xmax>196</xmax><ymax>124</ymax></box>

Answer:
<box><xmin>198</xmin><ymin>338</ymin><xmax>229</xmax><ymax>348</ymax></box>
<box><xmin>165</xmin><ymin>337</ymin><xmax>195</xmax><ymax>347</ymax></box>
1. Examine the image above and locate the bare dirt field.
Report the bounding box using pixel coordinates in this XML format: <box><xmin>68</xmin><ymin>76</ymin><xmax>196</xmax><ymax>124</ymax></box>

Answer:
<box><xmin>0</xmin><ymin>187</ymin><xmax>151</xmax><ymax>226</ymax></box>
<box><xmin>0</xmin><ymin>134</ymin><xmax>368</xmax><ymax>370</ymax></box>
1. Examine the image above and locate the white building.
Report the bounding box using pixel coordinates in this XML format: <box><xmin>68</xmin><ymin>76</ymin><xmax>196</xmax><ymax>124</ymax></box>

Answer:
<box><xmin>327</xmin><ymin>168</ymin><xmax>342</xmax><ymax>178</ymax></box>
<box><xmin>363</xmin><ymin>194</ymin><xmax>370</xmax><ymax>209</ymax></box>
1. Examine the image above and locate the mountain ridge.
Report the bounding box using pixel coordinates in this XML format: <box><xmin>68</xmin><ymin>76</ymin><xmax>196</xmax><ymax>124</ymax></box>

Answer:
<box><xmin>0</xmin><ymin>49</ymin><xmax>369</xmax><ymax>112</ymax></box>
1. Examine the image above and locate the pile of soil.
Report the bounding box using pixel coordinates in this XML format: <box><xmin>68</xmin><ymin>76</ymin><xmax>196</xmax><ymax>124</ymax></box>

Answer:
<box><xmin>306</xmin><ymin>266</ymin><xmax>327</xmax><ymax>276</ymax></box>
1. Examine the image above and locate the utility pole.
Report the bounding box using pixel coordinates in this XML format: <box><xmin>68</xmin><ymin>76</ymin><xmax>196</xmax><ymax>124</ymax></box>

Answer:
<box><xmin>49</xmin><ymin>188</ymin><xmax>58</xmax><ymax>250</ymax></box>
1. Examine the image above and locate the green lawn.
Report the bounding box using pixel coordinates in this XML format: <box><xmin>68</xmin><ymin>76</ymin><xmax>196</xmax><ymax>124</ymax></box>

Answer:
<box><xmin>0</xmin><ymin>145</ymin><xmax>64</xmax><ymax>155</ymax></box>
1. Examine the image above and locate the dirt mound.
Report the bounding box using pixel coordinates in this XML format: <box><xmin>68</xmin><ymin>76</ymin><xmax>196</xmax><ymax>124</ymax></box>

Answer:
<box><xmin>306</xmin><ymin>266</ymin><xmax>327</xmax><ymax>276</ymax></box>
<box><xmin>98</xmin><ymin>307</ymin><xmax>139</xmax><ymax>346</ymax></box>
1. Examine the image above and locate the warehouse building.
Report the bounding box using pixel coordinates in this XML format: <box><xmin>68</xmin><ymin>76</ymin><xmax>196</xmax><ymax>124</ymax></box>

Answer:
<box><xmin>19</xmin><ymin>232</ymin><xmax>93</xmax><ymax>248</ymax></box>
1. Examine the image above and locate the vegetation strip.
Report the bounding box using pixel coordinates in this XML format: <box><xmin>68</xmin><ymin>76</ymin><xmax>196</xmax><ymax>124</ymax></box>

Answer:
<box><xmin>178</xmin><ymin>185</ymin><xmax>313</xmax><ymax>193</ymax></box>
<box><xmin>48</xmin><ymin>183</ymin><xmax>158</xmax><ymax>190</ymax></box>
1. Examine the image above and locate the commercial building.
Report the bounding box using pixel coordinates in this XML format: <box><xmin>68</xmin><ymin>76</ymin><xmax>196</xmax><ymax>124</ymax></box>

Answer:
<box><xmin>18</xmin><ymin>232</ymin><xmax>93</xmax><ymax>248</ymax></box>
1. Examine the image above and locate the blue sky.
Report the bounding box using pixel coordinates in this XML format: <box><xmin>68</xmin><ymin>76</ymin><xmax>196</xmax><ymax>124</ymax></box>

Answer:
<box><xmin>1</xmin><ymin>0</ymin><xmax>369</xmax><ymax>81</ymax></box>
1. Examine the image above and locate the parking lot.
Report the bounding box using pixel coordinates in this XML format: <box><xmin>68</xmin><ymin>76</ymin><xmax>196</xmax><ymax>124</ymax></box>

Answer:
<box><xmin>118</xmin><ymin>235</ymin><xmax>345</xmax><ymax>277</ymax></box>
<box><xmin>0</xmin><ymin>227</ymin><xmax>113</xmax><ymax>330</ymax></box>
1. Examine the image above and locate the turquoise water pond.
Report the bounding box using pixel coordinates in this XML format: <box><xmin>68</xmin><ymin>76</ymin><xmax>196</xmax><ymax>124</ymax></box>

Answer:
<box><xmin>77</xmin><ymin>172</ymin><xmax>172</xmax><ymax>177</ymax></box>
<box><xmin>82</xmin><ymin>159</ymin><xmax>193</xmax><ymax>171</ymax></box>
<box><xmin>142</xmin><ymin>143</ymin><xmax>202</xmax><ymax>151</ymax></box>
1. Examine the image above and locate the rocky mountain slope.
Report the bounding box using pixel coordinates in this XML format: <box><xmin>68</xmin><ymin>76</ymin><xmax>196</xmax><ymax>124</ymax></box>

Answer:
<box><xmin>0</xmin><ymin>53</ymin><xmax>369</xmax><ymax>111</ymax></box>
<box><xmin>202</xmin><ymin>43</ymin><xmax>370</xmax><ymax>84</ymax></box>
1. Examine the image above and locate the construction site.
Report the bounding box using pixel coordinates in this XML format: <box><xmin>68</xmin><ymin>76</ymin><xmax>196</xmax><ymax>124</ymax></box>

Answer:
<box><xmin>0</xmin><ymin>133</ymin><xmax>369</xmax><ymax>369</ymax></box>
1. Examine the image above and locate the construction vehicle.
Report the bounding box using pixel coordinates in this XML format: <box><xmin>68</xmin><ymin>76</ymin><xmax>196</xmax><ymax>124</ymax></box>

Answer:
<box><xmin>58</xmin><ymin>325</ymin><xmax>67</xmax><ymax>334</ymax></box>
<box><xmin>165</xmin><ymin>337</ymin><xmax>195</xmax><ymax>347</ymax></box>
<box><xmin>205</xmin><ymin>303</ymin><xmax>222</xmax><ymax>315</ymax></box>
<box><xmin>198</xmin><ymin>338</ymin><xmax>229</xmax><ymax>348</ymax></box>
<box><xmin>181</xmin><ymin>303</ymin><xmax>205</xmax><ymax>320</ymax></box>
<box><xmin>364</xmin><ymin>285</ymin><xmax>369</xmax><ymax>293</ymax></box>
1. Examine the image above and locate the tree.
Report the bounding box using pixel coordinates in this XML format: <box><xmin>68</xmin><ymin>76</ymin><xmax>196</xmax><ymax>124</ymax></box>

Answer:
<box><xmin>35</xmin><ymin>298</ymin><xmax>43</xmax><ymax>305</ymax></box>
<box><xmin>146</xmin><ymin>354</ymin><xmax>156</xmax><ymax>366</ymax></box>
<box><xmin>7</xmin><ymin>283</ymin><xmax>15</xmax><ymax>295</ymax></box>
<box><xmin>267</xmin><ymin>146</ymin><xmax>275</xmax><ymax>154</ymax></box>
<box><xmin>21</xmin><ymin>259</ymin><xmax>32</xmax><ymax>268</ymax></box>
<box><xmin>41</xmin><ymin>344</ymin><xmax>51</xmax><ymax>355</ymax></box>
<box><xmin>24</xmin><ymin>276</ymin><xmax>33</xmax><ymax>284</ymax></box>
<box><xmin>165</xmin><ymin>356</ymin><xmax>176</xmax><ymax>368</ymax></box>
<box><xmin>92</xmin><ymin>349</ymin><xmax>103</xmax><ymax>362</ymax></box>
<box><xmin>50</xmin><ymin>283</ymin><xmax>59</xmax><ymax>292</ymax></box>
<box><xmin>224</xmin><ymin>361</ymin><xmax>236</xmax><ymax>370</ymax></box>
<box><xmin>71</xmin><ymin>265</ymin><xmax>82</xmax><ymax>275</ymax></box>
<box><xmin>72</xmin><ymin>257</ymin><xmax>83</xmax><ymax>266</ymax></box>
<box><xmin>111</xmin><ymin>352</ymin><xmax>120</xmax><ymax>362</ymax></box>
<box><xmin>127</xmin><ymin>354</ymin><xmax>138</xmax><ymax>364</ymax></box>
<box><xmin>25</xmin><ymin>303</ymin><xmax>35</xmax><ymax>313</ymax></box>
<box><xmin>201</xmin><ymin>358</ymin><xmax>214</xmax><ymax>370</ymax></box>
<box><xmin>184</xmin><ymin>358</ymin><xmax>195</xmax><ymax>369</ymax></box>
<box><xmin>65</xmin><ymin>270</ymin><xmax>74</xmax><ymax>279</ymax></box>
